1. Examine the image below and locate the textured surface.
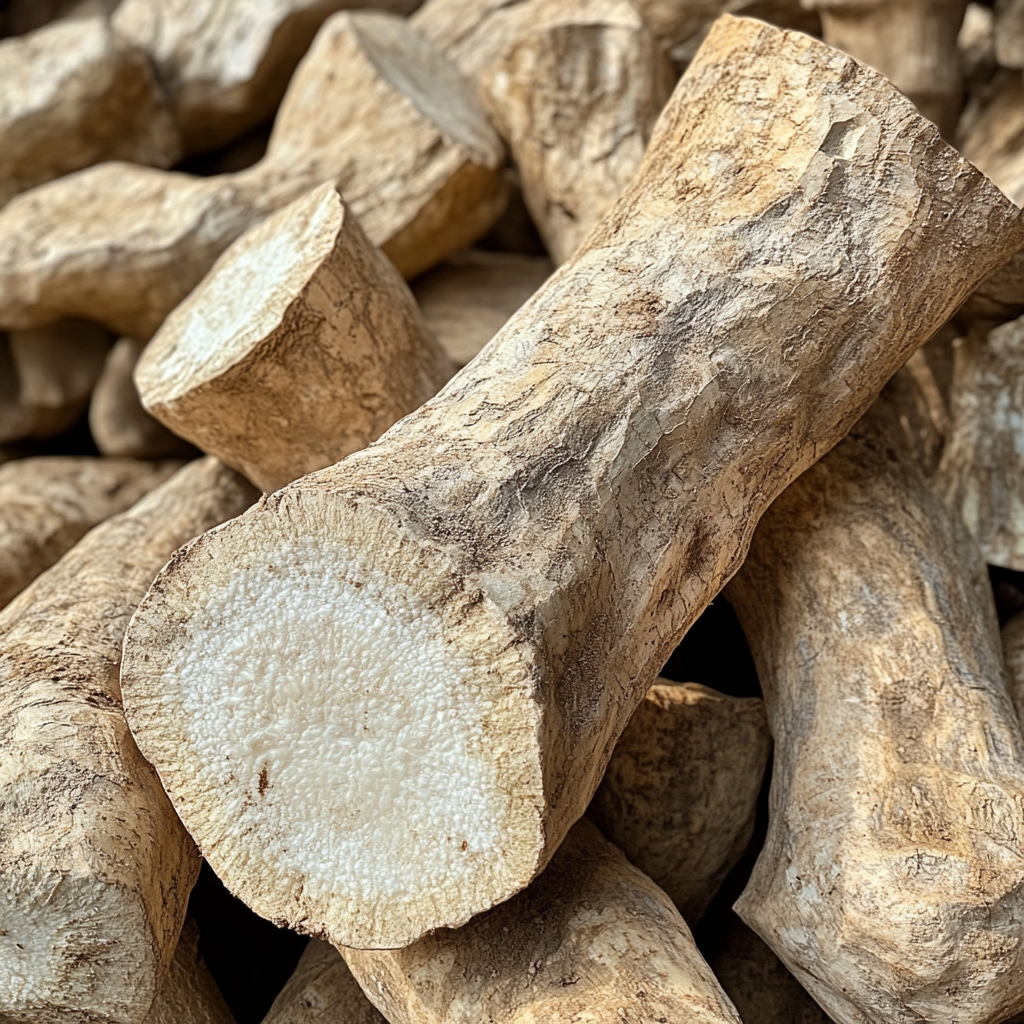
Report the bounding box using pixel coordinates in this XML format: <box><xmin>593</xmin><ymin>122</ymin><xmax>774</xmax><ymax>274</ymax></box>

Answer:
<box><xmin>112</xmin><ymin>0</ymin><xmax>424</xmax><ymax>155</ymax></box>
<box><xmin>412</xmin><ymin>249</ymin><xmax>552</xmax><ymax>367</ymax></box>
<box><xmin>143</xmin><ymin>918</ymin><xmax>235</xmax><ymax>1024</ymax></box>
<box><xmin>1003</xmin><ymin>610</ymin><xmax>1024</xmax><ymax>730</ymax></box>
<box><xmin>589</xmin><ymin>681</ymin><xmax>770</xmax><ymax>924</ymax></box>
<box><xmin>0</xmin><ymin>456</ymin><xmax>178</xmax><ymax>610</ymax></box>
<box><xmin>935</xmin><ymin>316</ymin><xmax>1024</xmax><ymax>569</ymax></box>
<box><xmin>728</xmin><ymin>400</ymin><xmax>1024</xmax><ymax>1024</ymax></box>
<box><xmin>343</xmin><ymin>818</ymin><xmax>744</xmax><ymax>1024</ymax></box>
<box><xmin>0</xmin><ymin>15</ymin><xmax>180</xmax><ymax>210</ymax></box>
<box><xmin>90</xmin><ymin>339</ymin><xmax>197</xmax><ymax>460</ymax></box>
<box><xmin>0</xmin><ymin>11</ymin><xmax>506</xmax><ymax>339</ymax></box>
<box><xmin>0</xmin><ymin>459</ymin><xmax>257</xmax><ymax>1024</ymax></box>
<box><xmin>263</xmin><ymin>941</ymin><xmax>385</xmax><ymax>1024</ymax></box>
<box><xmin>119</xmin><ymin>16</ymin><xmax>1024</xmax><ymax>949</ymax></box>
<box><xmin>137</xmin><ymin>183</ymin><xmax>454</xmax><ymax>492</ymax></box>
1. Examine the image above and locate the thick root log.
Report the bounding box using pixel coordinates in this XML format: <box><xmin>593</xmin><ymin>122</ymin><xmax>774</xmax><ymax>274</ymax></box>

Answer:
<box><xmin>342</xmin><ymin>818</ymin><xmax>743</xmax><ymax>1024</ymax></box>
<box><xmin>588</xmin><ymin>680</ymin><xmax>769</xmax><ymax>924</ymax></box>
<box><xmin>0</xmin><ymin>456</ymin><xmax>179</xmax><ymax>610</ymax></box>
<box><xmin>0</xmin><ymin>15</ymin><xmax>181</xmax><ymax>209</ymax></box>
<box><xmin>136</xmin><ymin>183</ymin><xmax>454</xmax><ymax>492</ymax></box>
<box><xmin>119</xmin><ymin>16</ymin><xmax>1023</xmax><ymax>949</ymax></box>
<box><xmin>0</xmin><ymin>11</ymin><xmax>505</xmax><ymax>339</ymax></box>
<box><xmin>0</xmin><ymin>458</ymin><xmax>257</xmax><ymax>1024</ymax></box>
<box><xmin>727</xmin><ymin>401</ymin><xmax>1024</xmax><ymax>1024</ymax></box>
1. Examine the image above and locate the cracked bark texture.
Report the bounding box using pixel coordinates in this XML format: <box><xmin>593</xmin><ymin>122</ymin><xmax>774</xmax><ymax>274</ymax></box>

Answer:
<box><xmin>263</xmin><ymin>941</ymin><xmax>385</xmax><ymax>1024</ymax></box>
<box><xmin>137</xmin><ymin>183</ymin><xmax>455</xmax><ymax>492</ymax></box>
<box><xmin>588</xmin><ymin>681</ymin><xmax>770</xmax><ymax>924</ymax></box>
<box><xmin>0</xmin><ymin>456</ymin><xmax>180</xmax><ymax>610</ymax></box>
<box><xmin>0</xmin><ymin>458</ymin><xmax>257</xmax><ymax>1024</ymax></box>
<box><xmin>112</xmin><ymin>0</ymin><xmax>425</xmax><ymax>156</ymax></box>
<box><xmin>935</xmin><ymin>315</ymin><xmax>1024</xmax><ymax>569</ymax></box>
<box><xmin>118</xmin><ymin>16</ymin><xmax>1024</xmax><ymax>949</ymax></box>
<box><xmin>727</xmin><ymin>400</ymin><xmax>1024</xmax><ymax>1024</ymax></box>
<box><xmin>0</xmin><ymin>11</ymin><xmax>506</xmax><ymax>340</ymax></box>
<box><xmin>0</xmin><ymin>15</ymin><xmax>181</xmax><ymax>210</ymax></box>
<box><xmin>342</xmin><ymin>818</ymin><xmax>743</xmax><ymax>1024</ymax></box>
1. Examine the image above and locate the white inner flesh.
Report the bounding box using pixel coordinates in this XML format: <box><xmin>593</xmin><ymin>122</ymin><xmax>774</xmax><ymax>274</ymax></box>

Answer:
<box><xmin>170</xmin><ymin>536</ymin><xmax>506</xmax><ymax>914</ymax></box>
<box><xmin>143</xmin><ymin>186</ymin><xmax>339</xmax><ymax>404</ymax></box>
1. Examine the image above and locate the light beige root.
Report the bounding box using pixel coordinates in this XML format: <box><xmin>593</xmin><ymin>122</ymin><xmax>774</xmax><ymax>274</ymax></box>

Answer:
<box><xmin>411</xmin><ymin>249</ymin><xmax>552</xmax><ymax>367</ymax></box>
<box><xmin>89</xmin><ymin>339</ymin><xmax>197</xmax><ymax>460</ymax></box>
<box><xmin>0</xmin><ymin>457</ymin><xmax>257</xmax><ymax>1024</ymax></box>
<box><xmin>142</xmin><ymin>918</ymin><xmax>236</xmax><ymax>1024</ymax></box>
<box><xmin>136</xmin><ymin>183</ymin><xmax>454</xmax><ymax>492</ymax></box>
<box><xmin>588</xmin><ymin>680</ymin><xmax>770</xmax><ymax>924</ymax></box>
<box><xmin>0</xmin><ymin>15</ymin><xmax>180</xmax><ymax>210</ymax></box>
<box><xmin>118</xmin><ymin>17</ymin><xmax>1023</xmax><ymax>950</ymax></box>
<box><xmin>342</xmin><ymin>818</ymin><xmax>744</xmax><ymax>1024</ymax></box>
<box><xmin>0</xmin><ymin>455</ymin><xmax>179</xmax><ymax>609</ymax></box>
<box><xmin>263</xmin><ymin>941</ymin><xmax>385</xmax><ymax>1024</ymax></box>
<box><xmin>0</xmin><ymin>11</ymin><xmax>506</xmax><ymax>340</ymax></box>
<box><xmin>727</xmin><ymin>400</ymin><xmax>1024</xmax><ymax>1024</ymax></box>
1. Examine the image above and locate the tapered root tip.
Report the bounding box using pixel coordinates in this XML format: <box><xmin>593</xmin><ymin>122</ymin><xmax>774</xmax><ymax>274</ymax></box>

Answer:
<box><xmin>120</xmin><ymin>489</ymin><xmax>545</xmax><ymax>948</ymax></box>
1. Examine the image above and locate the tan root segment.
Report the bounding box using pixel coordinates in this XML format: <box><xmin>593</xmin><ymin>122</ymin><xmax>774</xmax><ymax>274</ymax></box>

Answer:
<box><xmin>118</xmin><ymin>17</ymin><xmax>1022</xmax><ymax>950</ymax></box>
<box><xmin>137</xmin><ymin>183</ymin><xmax>454</xmax><ymax>492</ymax></box>
<box><xmin>0</xmin><ymin>11</ymin><xmax>506</xmax><ymax>340</ymax></box>
<box><xmin>0</xmin><ymin>15</ymin><xmax>181</xmax><ymax>209</ymax></box>
<box><xmin>111</xmin><ymin>0</ymin><xmax>426</xmax><ymax>156</ymax></box>
<box><xmin>264</xmin><ymin>941</ymin><xmax>386</xmax><ymax>1024</ymax></box>
<box><xmin>342</xmin><ymin>818</ymin><xmax>744</xmax><ymax>1024</ymax></box>
<box><xmin>589</xmin><ymin>680</ymin><xmax>770</xmax><ymax>924</ymax></box>
<box><xmin>0</xmin><ymin>458</ymin><xmax>257</xmax><ymax>1024</ymax></box>
<box><xmin>0</xmin><ymin>456</ymin><xmax>179</xmax><ymax>610</ymax></box>
<box><xmin>727</xmin><ymin>400</ymin><xmax>1024</xmax><ymax>1024</ymax></box>
<box><xmin>412</xmin><ymin>249</ymin><xmax>552</xmax><ymax>367</ymax></box>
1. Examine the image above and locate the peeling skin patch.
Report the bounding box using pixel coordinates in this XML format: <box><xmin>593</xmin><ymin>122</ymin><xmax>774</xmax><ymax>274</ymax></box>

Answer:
<box><xmin>167</xmin><ymin>536</ymin><xmax>507</xmax><ymax>909</ymax></box>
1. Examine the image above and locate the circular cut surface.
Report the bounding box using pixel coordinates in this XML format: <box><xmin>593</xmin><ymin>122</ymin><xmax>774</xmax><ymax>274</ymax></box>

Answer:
<box><xmin>137</xmin><ymin>184</ymin><xmax>343</xmax><ymax>406</ymax></box>
<box><xmin>122</xmin><ymin>496</ymin><xmax>544</xmax><ymax>948</ymax></box>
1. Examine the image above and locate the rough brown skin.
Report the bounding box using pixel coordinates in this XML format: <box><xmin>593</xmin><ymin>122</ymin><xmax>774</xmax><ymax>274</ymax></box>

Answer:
<box><xmin>411</xmin><ymin>249</ymin><xmax>553</xmax><ymax>367</ymax></box>
<box><xmin>118</xmin><ymin>17</ymin><xmax>1024</xmax><ymax>949</ymax></box>
<box><xmin>805</xmin><ymin>0</ymin><xmax>968</xmax><ymax>136</ymax></box>
<box><xmin>3</xmin><ymin>320</ymin><xmax>112</xmax><ymax>442</ymax></box>
<box><xmin>727</xmin><ymin>400</ymin><xmax>1024</xmax><ymax>1024</ymax></box>
<box><xmin>263</xmin><ymin>941</ymin><xmax>385</xmax><ymax>1024</ymax></box>
<box><xmin>1003</xmin><ymin>610</ymin><xmax>1024</xmax><ymax>731</ymax></box>
<box><xmin>90</xmin><ymin>339</ymin><xmax>198</xmax><ymax>461</ymax></box>
<box><xmin>0</xmin><ymin>457</ymin><xmax>257</xmax><ymax>1024</ymax></box>
<box><xmin>112</xmin><ymin>0</ymin><xmax>425</xmax><ymax>156</ymax></box>
<box><xmin>342</xmin><ymin>818</ymin><xmax>744</xmax><ymax>1024</ymax></box>
<box><xmin>588</xmin><ymin>681</ymin><xmax>770</xmax><ymax>924</ymax></box>
<box><xmin>0</xmin><ymin>15</ymin><xmax>181</xmax><ymax>210</ymax></box>
<box><xmin>0</xmin><ymin>11</ymin><xmax>506</xmax><ymax>340</ymax></box>
<box><xmin>136</xmin><ymin>183</ymin><xmax>455</xmax><ymax>492</ymax></box>
<box><xmin>0</xmin><ymin>456</ymin><xmax>180</xmax><ymax>610</ymax></box>
<box><xmin>142</xmin><ymin>918</ymin><xmax>235</xmax><ymax>1024</ymax></box>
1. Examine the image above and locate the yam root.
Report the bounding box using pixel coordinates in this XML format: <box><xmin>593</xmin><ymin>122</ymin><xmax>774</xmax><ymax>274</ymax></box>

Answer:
<box><xmin>1002</xmin><ymin>609</ymin><xmax>1024</xmax><ymax>730</ymax></box>
<box><xmin>935</xmin><ymin>316</ymin><xmax>1024</xmax><ymax>569</ymax></box>
<box><xmin>111</xmin><ymin>0</ymin><xmax>425</xmax><ymax>156</ymax></box>
<box><xmin>0</xmin><ymin>458</ymin><xmax>257</xmax><ymax>1024</ymax></box>
<box><xmin>3</xmin><ymin>319</ymin><xmax>113</xmax><ymax>442</ymax></box>
<box><xmin>90</xmin><ymin>339</ymin><xmax>198</xmax><ymax>460</ymax></box>
<box><xmin>118</xmin><ymin>17</ymin><xmax>1023</xmax><ymax>949</ymax></box>
<box><xmin>342</xmin><ymin>818</ymin><xmax>744</xmax><ymax>1024</ymax></box>
<box><xmin>143</xmin><ymin>918</ymin><xmax>235</xmax><ymax>1024</ymax></box>
<box><xmin>0</xmin><ymin>11</ymin><xmax>506</xmax><ymax>339</ymax></box>
<box><xmin>136</xmin><ymin>183</ymin><xmax>454</xmax><ymax>492</ymax></box>
<box><xmin>0</xmin><ymin>15</ymin><xmax>181</xmax><ymax>209</ymax></box>
<box><xmin>727</xmin><ymin>400</ymin><xmax>1024</xmax><ymax>1024</ymax></box>
<box><xmin>263</xmin><ymin>941</ymin><xmax>385</xmax><ymax>1024</ymax></box>
<box><xmin>411</xmin><ymin>249</ymin><xmax>552</xmax><ymax>367</ymax></box>
<box><xmin>804</xmin><ymin>0</ymin><xmax>968</xmax><ymax>136</ymax></box>
<box><xmin>588</xmin><ymin>680</ymin><xmax>770</xmax><ymax>924</ymax></box>
<box><xmin>0</xmin><ymin>455</ymin><xmax>179</xmax><ymax>610</ymax></box>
